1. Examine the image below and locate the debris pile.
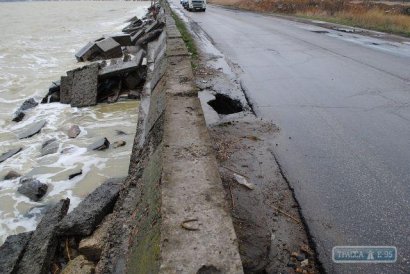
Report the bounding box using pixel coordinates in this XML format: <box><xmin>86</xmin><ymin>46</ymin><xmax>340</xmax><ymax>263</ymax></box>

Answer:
<box><xmin>0</xmin><ymin>3</ymin><xmax>165</xmax><ymax>273</ymax></box>
<box><xmin>39</xmin><ymin>5</ymin><xmax>165</xmax><ymax>109</ymax></box>
<box><xmin>0</xmin><ymin>179</ymin><xmax>123</xmax><ymax>274</ymax></box>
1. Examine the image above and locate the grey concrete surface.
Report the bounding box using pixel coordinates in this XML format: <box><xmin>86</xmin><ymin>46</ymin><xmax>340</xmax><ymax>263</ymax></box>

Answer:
<box><xmin>170</xmin><ymin>2</ymin><xmax>410</xmax><ymax>273</ymax></box>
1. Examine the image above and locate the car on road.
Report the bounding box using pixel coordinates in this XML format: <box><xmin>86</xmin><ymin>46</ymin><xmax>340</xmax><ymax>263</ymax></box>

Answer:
<box><xmin>185</xmin><ymin>0</ymin><xmax>206</xmax><ymax>12</ymax></box>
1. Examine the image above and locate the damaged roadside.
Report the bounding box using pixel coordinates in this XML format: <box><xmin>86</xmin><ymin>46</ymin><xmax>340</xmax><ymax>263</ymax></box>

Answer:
<box><xmin>171</xmin><ymin>3</ymin><xmax>322</xmax><ymax>273</ymax></box>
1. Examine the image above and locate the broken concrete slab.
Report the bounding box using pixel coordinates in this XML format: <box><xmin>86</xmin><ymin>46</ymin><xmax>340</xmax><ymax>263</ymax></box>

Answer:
<box><xmin>75</xmin><ymin>42</ymin><xmax>102</xmax><ymax>62</ymax></box>
<box><xmin>17</xmin><ymin>198</ymin><xmax>70</xmax><ymax>274</ymax></box>
<box><xmin>99</xmin><ymin>56</ymin><xmax>143</xmax><ymax>79</ymax></box>
<box><xmin>110</xmin><ymin>33</ymin><xmax>132</xmax><ymax>46</ymax></box>
<box><xmin>79</xmin><ymin>214</ymin><xmax>113</xmax><ymax>261</ymax></box>
<box><xmin>96</xmin><ymin>37</ymin><xmax>122</xmax><ymax>59</ymax></box>
<box><xmin>137</xmin><ymin>29</ymin><xmax>163</xmax><ymax>46</ymax></box>
<box><xmin>0</xmin><ymin>232</ymin><xmax>33</xmax><ymax>274</ymax></box>
<box><xmin>12</xmin><ymin>98</ymin><xmax>38</xmax><ymax>122</ymax></box>
<box><xmin>61</xmin><ymin>255</ymin><xmax>95</xmax><ymax>274</ymax></box>
<box><xmin>70</xmin><ymin>63</ymin><xmax>99</xmax><ymax>108</ymax></box>
<box><xmin>60</xmin><ymin>71</ymin><xmax>75</xmax><ymax>104</ymax></box>
<box><xmin>17</xmin><ymin>177</ymin><xmax>48</xmax><ymax>201</ymax></box>
<box><xmin>17</xmin><ymin>120</ymin><xmax>46</xmax><ymax>139</ymax></box>
<box><xmin>57</xmin><ymin>178</ymin><xmax>123</xmax><ymax>236</ymax></box>
<box><xmin>67</xmin><ymin>125</ymin><xmax>81</xmax><ymax>138</ymax></box>
<box><xmin>131</xmin><ymin>29</ymin><xmax>145</xmax><ymax>44</ymax></box>
<box><xmin>88</xmin><ymin>138</ymin><xmax>110</xmax><ymax>151</ymax></box>
<box><xmin>40</xmin><ymin>138</ymin><xmax>59</xmax><ymax>157</ymax></box>
<box><xmin>0</xmin><ymin>148</ymin><xmax>22</xmax><ymax>163</ymax></box>
<box><xmin>145</xmin><ymin>20</ymin><xmax>164</xmax><ymax>34</ymax></box>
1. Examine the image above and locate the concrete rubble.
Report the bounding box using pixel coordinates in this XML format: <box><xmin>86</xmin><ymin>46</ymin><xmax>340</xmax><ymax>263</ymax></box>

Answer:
<box><xmin>16</xmin><ymin>199</ymin><xmax>70</xmax><ymax>274</ymax></box>
<box><xmin>0</xmin><ymin>232</ymin><xmax>32</xmax><ymax>274</ymax></box>
<box><xmin>17</xmin><ymin>120</ymin><xmax>46</xmax><ymax>139</ymax></box>
<box><xmin>0</xmin><ymin>148</ymin><xmax>22</xmax><ymax>163</ymax></box>
<box><xmin>88</xmin><ymin>137</ymin><xmax>110</xmax><ymax>151</ymax></box>
<box><xmin>61</xmin><ymin>255</ymin><xmax>95</xmax><ymax>274</ymax></box>
<box><xmin>12</xmin><ymin>98</ymin><xmax>38</xmax><ymax>122</ymax></box>
<box><xmin>0</xmin><ymin>2</ymin><xmax>244</xmax><ymax>273</ymax></box>
<box><xmin>17</xmin><ymin>177</ymin><xmax>48</xmax><ymax>202</ymax></box>
<box><xmin>40</xmin><ymin>138</ymin><xmax>59</xmax><ymax>157</ymax></box>
<box><xmin>57</xmin><ymin>178</ymin><xmax>123</xmax><ymax>236</ymax></box>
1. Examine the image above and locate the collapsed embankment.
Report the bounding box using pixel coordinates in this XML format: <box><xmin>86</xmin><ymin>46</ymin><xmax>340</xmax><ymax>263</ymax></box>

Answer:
<box><xmin>0</xmin><ymin>1</ymin><xmax>244</xmax><ymax>273</ymax></box>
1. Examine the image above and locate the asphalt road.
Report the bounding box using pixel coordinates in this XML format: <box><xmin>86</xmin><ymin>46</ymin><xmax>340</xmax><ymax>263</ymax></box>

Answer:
<box><xmin>170</xmin><ymin>2</ymin><xmax>410</xmax><ymax>273</ymax></box>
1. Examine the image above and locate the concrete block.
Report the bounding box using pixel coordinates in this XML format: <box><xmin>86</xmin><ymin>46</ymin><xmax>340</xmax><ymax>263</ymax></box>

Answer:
<box><xmin>99</xmin><ymin>53</ymin><xmax>143</xmax><ymax>79</ymax></box>
<box><xmin>60</xmin><ymin>70</ymin><xmax>75</xmax><ymax>104</ymax></box>
<box><xmin>57</xmin><ymin>178</ymin><xmax>123</xmax><ymax>236</ymax></box>
<box><xmin>96</xmin><ymin>37</ymin><xmax>123</xmax><ymax>59</ymax></box>
<box><xmin>70</xmin><ymin>63</ymin><xmax>99</xmax><ymax>108</ymax></box>
<box><xmin>110</xmin><ymin>33</ymin><xmax>132</xmax><ymax>46</ymax></box>
<box><xmin>75</xmin><ymin>42</ymin><xmax>102</xmax><ymax>62</ymax></box>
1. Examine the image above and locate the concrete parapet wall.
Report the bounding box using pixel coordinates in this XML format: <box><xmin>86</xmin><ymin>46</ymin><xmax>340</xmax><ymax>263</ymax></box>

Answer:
<box><xmin>98</xmin><ymin>2</ymin><xmax>243</xmax><ymax>273</ymax></box>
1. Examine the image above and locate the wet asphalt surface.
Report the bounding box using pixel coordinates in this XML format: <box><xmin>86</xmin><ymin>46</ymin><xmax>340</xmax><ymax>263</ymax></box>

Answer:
<box><xmin>170</xmin><ymin>2</ymin><xmax>410</xmax><ymax>273</ymax></box>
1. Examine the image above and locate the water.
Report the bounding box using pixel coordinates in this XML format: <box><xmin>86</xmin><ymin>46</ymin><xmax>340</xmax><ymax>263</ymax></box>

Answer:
<box><xmin>0</xmin><ymin>1</ymin><xmax>150</xmax><ymax>244</ymax></box>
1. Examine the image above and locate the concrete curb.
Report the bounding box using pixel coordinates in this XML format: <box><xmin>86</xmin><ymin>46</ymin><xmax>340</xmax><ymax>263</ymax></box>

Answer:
<box><xmin>121</xmin><ymin>2</ymin><xmax>244</xmax><ymax>273</ymax></box>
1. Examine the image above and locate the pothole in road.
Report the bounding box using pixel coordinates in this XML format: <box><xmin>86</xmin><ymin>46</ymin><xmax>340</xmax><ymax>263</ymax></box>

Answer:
<box><xmin>208</xmin><ymin>93</ymin><xmax>243</xmax><ymax>115</ymax></box>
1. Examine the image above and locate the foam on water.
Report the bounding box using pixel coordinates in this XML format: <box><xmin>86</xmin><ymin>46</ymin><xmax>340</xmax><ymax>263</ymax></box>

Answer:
<box><xmin>0</xmin><ymin>1</ymin><xmax>150</xmax><ymax>244</ymax></box>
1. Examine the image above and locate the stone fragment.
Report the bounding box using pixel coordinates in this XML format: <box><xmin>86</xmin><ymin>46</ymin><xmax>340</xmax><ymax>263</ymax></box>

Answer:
<box><xmin>78</xmin><ymin>214</ymin><xmax>113</xmax><ymax>261</ymax></box>
<box><xmin>18</xmin><ymin>98</ymin><xmax>38</xmax><ymax>112</ymax></box>
<box><xmin>88</xmin><ymin>138</ymin><xmax>110</xmax><ymax>151</ymax></box>
<box><xmin>112</xmin><ymin>140</ymin><xmax>126</xmax><ymax>148</ymax></box>
<box><xmin>57</xmin><ymin>178</ymin><xmax>123</xmax><ymax>236</ymax></box>
<box><xmin>75</xmin><ymin>42</ymin><xmax>102</xmax><ymax>62</ymax></box>
<box><xmin>296</xmin><ymin>253</ymin><xmax>306</xmax><ymax>261</ymax></box>
<box><xmin>17</xmin><ymin>120</ymin><xmax>46</xmax><ymax>139</ymax></box>
<box><xmin>17</xmin><ymin>177</ymin><xmax>48</xmax><ymax>202</ymax></box>
<box><xmin>3</xmin><ymin>170</ymin><xmax>21</xmax><ymax>180</ymax></box>
<box><xmin>61</xmin><ymin>255</ymin><xmax>95</xmax><ymax>274</ymax></box>
<box><xmin>16</xmin><ymin>199</ymin><xmax>70</xmax><ymax>274</ymax></box>
<box><xmin>12</xmin><ymin>112</ymin><xmax>25</xmax><ymax>122</ymax></box>
<box><xmin>96</xmin><ymin>37</ymin><xmax>122</xmax><ymax>59</ymax></box>
<box><xmin>68</xmin><ymin>170</ymin><xmax>82</xmax><ymax>180</ymax></box>
<box><xmin>41</xmin><ymin>138</ymin><xmax>59</xmax><ymax>156</ymax></box>
<box><xmin>0</xmin><ymin>232</ymin><xmax>33</xmax><ymax>274</ymax></box>
<box><xmin>71</xmin><ymin>63</ymin><xmax>99</xmax><ymax>108</ymax></box>
<box><xmin>67</xmin><ymin>125</ymin><xmax>81</xmax><ymax>138</ymax></box>
<box><xmin>41</xmin><ymin>81</ymin><xmax>61</xmax><ymax>104</ymax></box>
<box><xmin>12</xmin><ymin>98</ymin><xmax>38</xmax><ymax>122</ymax></box>
<box><xmin>0</xmin><ymin>148</ymin><xmax>22</xmax><ymax>163</ymax></box>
